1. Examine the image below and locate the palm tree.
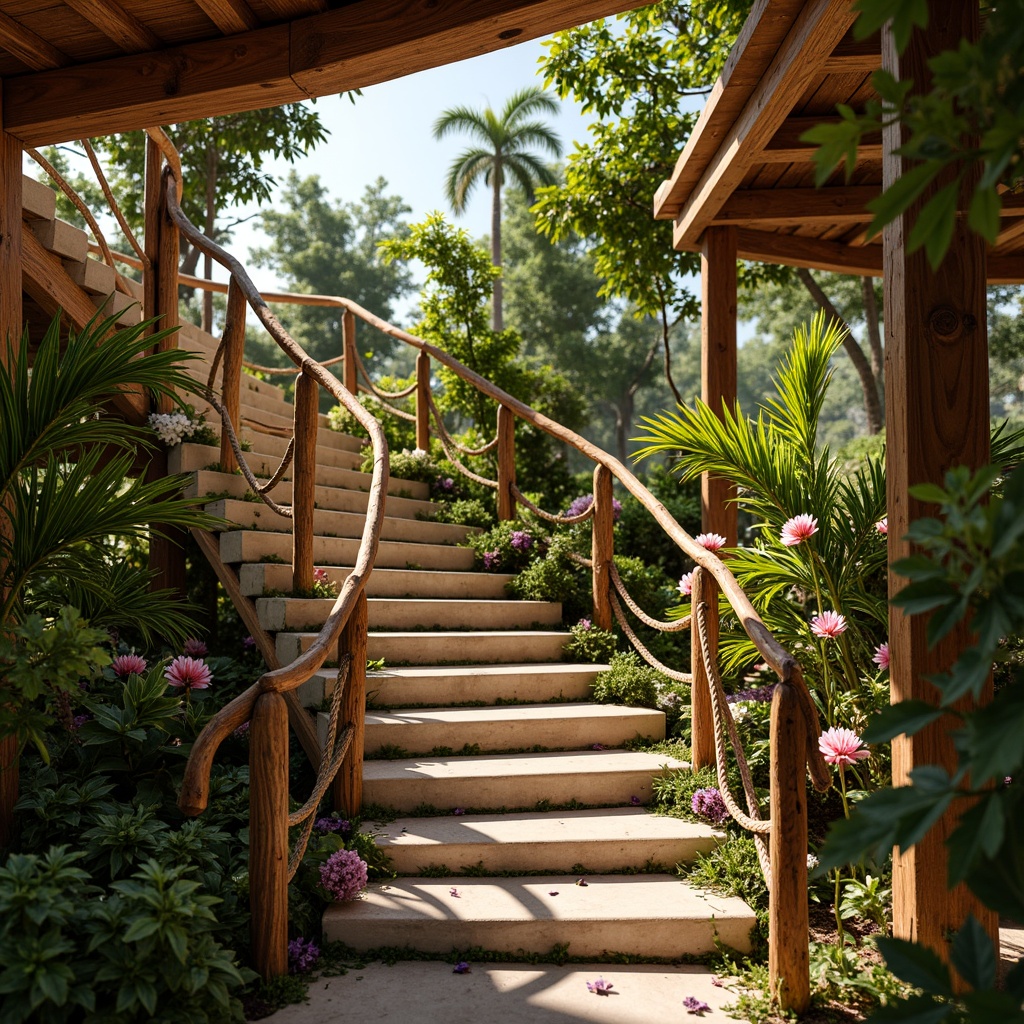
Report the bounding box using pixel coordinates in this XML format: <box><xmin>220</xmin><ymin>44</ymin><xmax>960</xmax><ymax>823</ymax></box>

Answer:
<box><xmin>433</xmin><ymin>86</ymin><xmax>562</xmax><ymax>331</ymax></box>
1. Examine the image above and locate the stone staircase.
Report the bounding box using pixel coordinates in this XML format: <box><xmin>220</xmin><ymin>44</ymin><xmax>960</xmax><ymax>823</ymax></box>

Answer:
<box><xmin>22</xmin><ymin>185</ymin><xmax>757</xmax><ymax>963</ymax></box>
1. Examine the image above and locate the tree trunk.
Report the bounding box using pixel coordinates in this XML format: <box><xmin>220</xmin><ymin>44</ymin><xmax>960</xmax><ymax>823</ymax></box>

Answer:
<box><xmin>797</xmin><ymin>267</ymin><xmax>883</xmax><ymax>435</ymax></box>
<box><xmin>202</xmin><ymin>145</ymin><xmax>218</xmax><ymax>335</ymax></box>
<box><xmin>861</xmin><ymin>276</ymin><xmax>884</xmax><ymax>382</ymax></box>
<box><xmin>490</xmin><ymin>160</ymin><xmax>503</xmax><ymax>333</ymax></box>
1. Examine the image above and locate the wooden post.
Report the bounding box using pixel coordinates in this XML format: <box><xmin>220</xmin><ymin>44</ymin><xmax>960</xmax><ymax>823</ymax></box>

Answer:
<box><xmin>882</xmin><ymin>0</ymin><xmax>998</xmax><ymax>956</ymax></box>
<box><xmin>496</xmin><ymin>404</ymin><xmax>516</xmax><ymax>521</ymax></box>
<box><xmin>333</xmin><ymin>590</ymin><xmax>368</xmax><ymax>815</ymax></box>
<box><xmin>768</xmin><ymin>681</ymin><xmax>810</xmax><ymax>1014</ymax></box>
<box><xmin>219</xmin><ymin>279</ymin><xmax>246</xmax><ymax>473</ymax></box>
<box><xmin>143</xmin><ymin>134</ymin><xmax>160</xmax><ymax>330</ymax></box>
<box><xmin>249</xmin><ymin>690</ymin><xmax>289</xmax><ymax>979</ymax></box>
<box><xmin>689</xmin><ymin>567</ymin><xmax>718</xmax><ymax>771</ymax></box>
<box><xmin>700</xmin><ymin>226</ymin><xmax>738</xmax><ymax>546</ymax></box>
<box><xmin>342</xmin><ymin>309</ymin><xmax>357</xmax><ymax>396</ymax></box>
<box><xmin>591</xmin><ymin>465</ymin><xmax>614</xmax><ymax>631</ymax></box>
<box><xmin>154</xmin><ymin>166</ymin><xmax>180</xmax><ymax>411</ymax></box>
<box><xmin>292</xmin><ymin>370</ymin><xmax>318</xmax><ymax>594</ymax></box>
<box><xmin>415</xmin><ymin>350</ymin><xmax>431</xmax><ymax>451</ymax></box>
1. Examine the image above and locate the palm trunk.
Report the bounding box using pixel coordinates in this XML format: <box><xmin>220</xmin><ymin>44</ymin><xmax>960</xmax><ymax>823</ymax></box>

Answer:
<box><xmin>490</xmin><ymin>166</ymin><xmax>503</xmax><ymax>333</ymax></box>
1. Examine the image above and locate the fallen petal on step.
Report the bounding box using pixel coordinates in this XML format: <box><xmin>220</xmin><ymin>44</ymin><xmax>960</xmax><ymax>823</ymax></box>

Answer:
<box><xmin>449</xmin><ymin>887</ymin><xmax>461</xmax><ymax>898</ymax></box>
<box><xmin>453</xmin><ymin>808</ymin><xmax>465</xmax><ymax>815</ymax></box>
<box><xmin>684</xmin><ymin>996</ymin><xmax>711</xmax><ymax>1014</ymax></box>
<box><xmin>592</xmin><ymin>743</ymin><xmax>605</xmax><ymax>750</ymax></box>
<box><xmin>711</xmin><ymin>975</ymin><xmax>723</xmax><ymax>987</ymax></box>
<box><xmin>575</xmin><ymin>878</ymin><xmax>588</xmax><ymax>887</ymax></box>
<box><xmin>586</xmin><ymin>978</ymin><xmax>614</xmax><ymax>996</ymax></box>
<box><xmin>452</xmin><ymin>962</ymin><xmax>471</xmax><ymax>974</ymax></box>
<box><xmin>549</xmin><ymin>891</ymin><xmax>559</xmax><ymax>896</ymax></box>
<box><xmin>630</xmin><ymin>795</ymin><xmax>642</xmax><ymax>805</ymax></box>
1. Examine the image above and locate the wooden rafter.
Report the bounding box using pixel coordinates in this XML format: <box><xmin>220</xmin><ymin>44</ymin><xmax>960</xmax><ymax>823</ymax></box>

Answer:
<box><xmin>735</xmin><ymin>228</ymin><xmax>882</xmax><ymax>276</ymax></box>
<box><xmin>192</xmin><ymin>0</ymin><xmax>258</xmax><ymax>35</ymax></box>
<box><xmin>821</xmin><ymin>30</ymin><xmax>880</xmax><ymax>72</ymax></box>
<box><xmin>762</xmin><ymin>116</ymin><xmax>882</xmax><ymax>163</ymax></box>
<box><xmin>0</xmin><ymin>10</ymin><xmax>71</xmax><ymax>70</ymax></box>
<box><xmin>65</xmin><ymin>0</ymin><xmax>163</xmax><ymax>52</ymax></box>
<box><xmin>3</xmin><ymin>0</ymin><xmax>633</xmax><ymax>146</ymax></box>
<box><xmin>711</xmin><ymin>186</ymin><xmax>879</xmax><ymax>225</ymax></box>
<box><xmin>262</xmin><ymin>0</ymin><xmax>326</xmax><ymax>15</ymax></box>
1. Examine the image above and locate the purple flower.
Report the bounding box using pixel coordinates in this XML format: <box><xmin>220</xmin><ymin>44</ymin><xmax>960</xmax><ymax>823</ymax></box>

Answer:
<box><xmin>182</xmin><ymin>638</ymin><xmax>208</xmax><ymax>658</ymax></box>
<box><xmin>314</xmin><ymin>817</ymin><xmax>350</xmax><ymax>835</ymax></box>
<box><xmin>453</xmin><ymin>961</ymin><xmax>471</xmax><ymax>974</ymax></box>
<box><xmin>319</xmin><ymin>849</ymin><xmax>368</xmax><ymax>901</ymax></box>
<box><xmin>691</xmin><ymin>787</ymin><xmax>728</xmax><ymax>824</ymax></box>
<box><xmin>242</xmin><ymin>635</ymin><xmax>256</xmax><ymax>651</ymax></box>
<box><xmin>565</xmin><ymin>495</ymin><xmax>622</xmax><ymax>522</ymax></box>
<box><xmin>449</xmin><ymin>887</ymin><xmax>461</xmax><ymax>898</ymax></box>
<box><xmin>684</xmin><ymin>995</ymin><xmax>711</xmax><ymax>1015</ymax></box>
<box><xmin>592</xmin><ymin>743</ymin><xmax>605</xmax><ymax>750</ymax></box>
<box><xmin>453</xmin><ymin>807</ymin><xmax>465</xmax><ymax>815</ymax></box>
<box><xmin>577</xmin><ymin>618</ymin><xmax>592</xmax><ymax>630</ymax></box>
<box><xmin>510</xmin><ymin>530</ymin><xmax>533</xmax><ymax>551</ymax></box>
<box><xmin>288</xmin><ymin>937</ymin><xmax>320</xmax><ymax>974</ymax></box>
<box><xmin>727</xmin><ymin>684</ymin><xmax>776</xmax><ymax>704</ymax></box>
<box><xmin>482</xmin><ymin>550</ymin><xmax>501</xmax><ymax>570</ymax></box>
<box><xmin>233</xmin><ymin>721</ymin><xmax>250</xmax><ymax>739</ymax></box>
<box><xmin>438</xmin><ymin>477</ymin><xmax>455</xmax><ymax>492</ymax></box>
<box><xmin>71</xmin><ymin>714</ymin><xmax>90</xmax><ymax>731</ymax></box>
<box><xmin>586</xmin><ymin>978</ymin><xmax>614</xmax><ymax>995</ymax></box>
<box><xmin>630</xmin><ymin>795</ymin><xmax>642</xmax><ymax>806</ymax></box>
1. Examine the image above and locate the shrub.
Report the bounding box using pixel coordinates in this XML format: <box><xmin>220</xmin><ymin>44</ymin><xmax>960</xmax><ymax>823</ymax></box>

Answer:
<box><xmin>563</xmin><ymin>619</ymin><xmax>617</xmax><ymax>663</ymax></box>
<box><xmin>592</xmin><ymin>651</ymin><xmax>666</xmax><ymax>708</ymax></box>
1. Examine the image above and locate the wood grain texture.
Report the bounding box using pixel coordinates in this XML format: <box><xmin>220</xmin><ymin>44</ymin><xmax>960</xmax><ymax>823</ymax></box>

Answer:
<box><xmin>342</xmin><ymin>308</ymin><xmax>357</xmax><ymax>395</ymax></box>
<box><xmin>154</xmin><ymin>167</ymin><xmax>179</xmax><ymax>414</ymax></box>
<box><xmin>142</xmin><ymin>135</ymin><xmax>160</xmax><ymax>335</ymax></box>
<box><xmin>291</xmin><ymin>369</ymin><xmax>318</xmax><ymax>594</ymax></box>
<box><xmin>689</xmin><ymin>568</ymin><xmax>718</xmax><ymax>772</ymax></box>
<box><xmin>497</xmin><ymin>403</ymin><xmax>516</xmax><ymax>522</ymax></box>
<box><xmin>882</xmin><ymin>0</ymin><xmax>998</xmax><ymax>959</ymax></box>
<box><xmin>334</xmin><ymin>590</ymin><xmax>367</xmax><ymax>816</ymax></box>
<box><xmin>0</xmin><ymin>91</ymin><xmax>21</xmax><ymax>368</ymax></box>
<box><xmin>768</xmin><ymin>682</ymin><xmax>810</xmax><ymax>1013</ymax></box>
<box><xmin>700</xmin><ymin>226</ymin><xmax>738</xmax><ymax>547</ymax></box>
<box><xmin>762</xmin><ymin>117</ymin><xmax>881</xmax><ymax>164</ymax></box>
<box><xmin>193</xmin><ymin>0</ymin><xmax>258</xmax><ymax>35</ymax></box>
<box><xmin>591</xmin><ymin>464</ymin><xmax>614</xmax><ymax>632</ymax></box>
<box><xmin>415</xmin><ymin>349</ymin><xmax>430</xmax><ymax>451</ymax></box>
<box><xmin>65</xmin><ymin>0</ymin><xmax>163</xmax><ymax>51</ymax></box>
<box><xmin>0</xmin><ymin>10</ymin><xmax>70</xmax><ymax>70</ymax></box>
<box><xmin>712</xmin><ymin>186</ymin><xmax>878</xmax><ymax>226</ymax></box>
<box><xmin>219</xmin><ymin>278</ymin><xmax>246</xmax><ymax>472</ymax></box>
<box><xmin>734</xmin><ymin>228</ymin><xmax>883</xmax><ymax>276</ymax></box>
<box><xmin>249</xmin><ymin>690</ymin><xmax>289</xmax><ymax>978</ymax></box>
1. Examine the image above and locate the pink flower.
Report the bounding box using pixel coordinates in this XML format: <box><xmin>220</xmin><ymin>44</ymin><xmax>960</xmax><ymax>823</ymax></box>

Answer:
<box><xmin>449</xmin><ymin>887</ymin><xmax>461</xmax><ymax>898</ymax></box>
<box><xmin>313</xmin><ymin>567</ymin><xmax>330</xmax><ymax>585</ymax></box>
<box><xmin>875</xmin><ymin>518</ymin><xmax>888</xmax><ymax>535</ymax></box>
<box><xmin>111</xmin><ymin>653</ymin><xmax>147</xmax><ymax>678</ymax></box>
<box><xmin>684</xmin><ymin>996</ymin><xmax>711</xmax><ymax>1015</ymax></box>
<box><xmin>678</xmin><ymin>571</ymin><xmax>693</xmax><ymax>596</ymax></box>
<box><xmin>819</xmin><ymin>727</ymin><xmax>870</xmax><ymax>768</ymax></box>
<box><xmin>586</xmin><ymin>978</ymin><xmax>614</xmax><ymax>995</ymax></box>
<box><xmin>320</xmin><ymin>849</ymin><xmax>368</xmax><ymax>901</ymax></box>
<box><xmin>695</xmin><ymin>532</ymin><xmax>726</xmax><ymax>553</ymax></box>
<box><xmin>872</xmin><ymin>642</ymin><xmax>890</xmax><ymax>670</ymax></box>
<box><xmin>810</xmin><ymin>611</ymin><xmax>847</xmax><ymax>640</ymax></box>
<box><xmin>165</xmin><ymin>655</ymin><xmax>212</xmax><ymax>690</ymax></box>
<box><xmin>182</xmin><ymin>638</ymin><xmax>207</xmax><ymax>658</ymax></box>
<box><xmin>781</xmin><ymin>514</ymin><xmax>818</xmax><ymax>547</ymax></box>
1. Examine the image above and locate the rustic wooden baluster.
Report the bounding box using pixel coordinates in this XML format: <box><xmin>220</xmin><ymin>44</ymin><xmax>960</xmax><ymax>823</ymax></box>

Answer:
<box><xmin>497</xmin><ymin>404</ymin><xmax>516</xmax><ymax>521</ymax></box>
<box><xmin>292</xmin><ymin>370</ymin><xmax>318</xmax><ymax>594</ymax></box>
<box><xmin>415</xmin><ymin>350</ymin><xmax>431</xmax><ymax>451</ymax></box>
<box><xmin>249</xmin><ymin>690</ymin><xmax>289</xmax><ymax>979</ymax></box>
<box><xmin>154</xmin><ymin>166</ymin><xmax>180</xmax><ymax>412</ymax></box>
<box><xmin>219</xmin><ymin>279</ymin><xmax>246</xmax><ymax>473</ymax></box>
<box><xmin>768</xmin><ymin>680</ymin><xmax>810</xmax><ymax>1013</ymax></box>
<box><xmin>689</xmin><ymin>567</ymin><xmax>717</xmax><ymax>771</ymax></box>
<box><xmin>591</xmin><ymin>465</ymin><xmax>614</xmax><ymax>631</ymax></box>
<box><xmin>342</xmin><ymin>309</ymin><xmax>357</xmax><ymax>396</ymax></box>
<box><xmin>333</xmin><ymin>590</ymin><xmax>368</xmax><ymax>815</ymax></box>
<box><xmin>142</xmin><ymin>133</ymin><xmax>160</xmax><ymax>331</ymax></box>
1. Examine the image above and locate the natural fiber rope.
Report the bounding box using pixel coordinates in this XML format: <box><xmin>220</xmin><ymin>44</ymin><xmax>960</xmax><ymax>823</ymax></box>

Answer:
<box><xmin>610</xmin><ymin>562</ymin><xmax>690</xmax><ymax>632</ymax></box>
<box><xmin>256</xmin><ymin>437</ymin><xmax>295</xmax><ymax>495</ymax></box>
<box><xmin>243</xmin><ymin>353</ymin><xmax>345</xmax><ymax>376</ymax></box>
<box><xmin>609</xmin><ymin>591</ymin><xmax>693</xmax><ymax>683</ymax></box>
<box><xmin>81</xmin><ymin>138</ymin><xmax>149</xmax><ymax>270</ymax></box>
<box><xmin>426</xmin><ymin>391</ymin><xmax>500</xmax><ymax>457</ymax></box>
<box><xmin>242</xmin><ymin>416</ymin><xmax>298</xmax><ymax>438</ymax></box>
<box><xmin>206</xmin><ymin>335</ymin><xmax>226</xmax><ymax>395</ymax></box>
<box><xmin>565</xmin><ymin>550</ymin><xmax>593</xmax><ymax>568</ymax></box>
<box><xmin>354</xmin><ymin>347</ymin><xmax>418</xmax><ymax>400</ymax></box>
<box><xmin>360</xmin><ymin>384</ymin><xmax>417</xmax><ymax>421</ymax></box>
<box><xmin>426</xmin><ymin>398</ymin><xmax>499</xmax><ymax>490</ymax></box>
<box><xmin>511</xmin><ymin>484</ymin><xmax>594</xmax><ymax>525</ymax></box>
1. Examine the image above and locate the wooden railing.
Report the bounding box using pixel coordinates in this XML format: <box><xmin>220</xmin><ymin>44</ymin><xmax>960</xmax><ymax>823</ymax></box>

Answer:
<box><xmin>63</xmin><ymin>130</ymin><xmax>831</xmax><ymax>1013</ymax></box>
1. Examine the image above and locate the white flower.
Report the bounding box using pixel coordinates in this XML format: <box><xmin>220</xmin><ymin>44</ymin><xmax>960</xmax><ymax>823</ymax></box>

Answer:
<box><xmin>411</xmin><ymin>448</ymin><xmax>428</xmax><ymax>459</ymax></box>
<box><xmin>730</xmin><ymin>701</ymin><xmax>750</xmax><ymax>722</ymax></box>
<box><xmin>807</xmin><ymin>853</ymin><xmax>819</xmax><ymax>870</ymax></box>
<box><xmin>148</xmin><ymin>412</ymin><xmax>193</xmax><ymax>446</ymax></box>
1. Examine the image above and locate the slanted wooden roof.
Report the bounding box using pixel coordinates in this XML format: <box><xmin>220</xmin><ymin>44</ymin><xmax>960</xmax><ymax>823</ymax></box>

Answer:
<box><xmin>652</xmin><ymin>0</ymin><xmax>1024</xmax><ymax>283</ymax></box>
<box><xmin>0</xmin><ymin>0</ymin><xmax>633</xmax><ymax>146</ymax></box>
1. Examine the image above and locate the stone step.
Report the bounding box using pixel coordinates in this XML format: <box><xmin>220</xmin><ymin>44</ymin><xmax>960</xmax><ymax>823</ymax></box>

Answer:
<box><xmin>238</xmin><ymin>562</ymin><xmax>509</xmax><ymax>600</ymax></box>
<box><xmin>356</xmin><ymin>702</ymin><xmax>663</xmax><ymax>755</ymax></box>
<box><xmin>23</xmin><ymin>175</ymin><xmax>57</xmax><ymax>221</ymax></box>
<box><xmin>322</xmin><ymin>874</ymin><xmax>753</xmax><ymax>957</ymax></box>
<box><xmin>361</xmin><ymin>749</ymin><xmax>687</xmax><ymax>812</ymax></box>
<box><xmin>169</xmin><ymin>443</ymin><xmax>429</xmax><ymax>500</ymax></box>
<box><xmin>29</xmin><ymin>215</ymin><xmax>88</xmax><ymax>263</ymax></box>
<box><xmin>371</xmin><ymin>807</ymin><xmax>722</xmax><ymax>874</ymax></box>
<box><xmin>222</xmin><ymin>531</ymin><xmax>475</xmax><ymax>572</ymax></box>
<box><xmin>208</xmin><ymin>499</ymin><xmax>471</xmax><ymax>547</ymax></box>
<box><xmin>185</xmin><ymin>471</ymin><xmax>437</xmax><ymax>521</ymax></box>
<box><xmin>94</xmin><ymin>289</ymin><xmax>141</xmax><ymax>326</ymax></box>
<box><xmin>278</xmin><ymin>629</ymin><xmax>569</xmax><ymax>668</ymax></box>
<box><xmin>65</xmin><ymin>254</ymin><xmax>117</xmax><ymax>295</ymax></box>
<box><xmin>259</xmin><ymin>596</ymin><xmax>560</xmax><ymax>633</ymax></box>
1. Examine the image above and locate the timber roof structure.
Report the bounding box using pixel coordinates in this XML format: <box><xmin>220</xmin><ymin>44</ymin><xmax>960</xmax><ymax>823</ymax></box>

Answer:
<box><xmin>652</xmin><ymin>0</ymin><xmax>1024</xmax><ymax>284</ymax></box>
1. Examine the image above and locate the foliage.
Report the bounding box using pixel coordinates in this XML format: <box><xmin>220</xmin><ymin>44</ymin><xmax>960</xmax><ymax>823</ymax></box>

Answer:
<box><xmin>563</xmin><ymin>621</ymin><xmax>617</xmax><ymax>664</ymax></box>
<box><xmin>592</xmin><ymin>651</ymin><xmax>665</xmax><ymax>708</ymax></box>
<box><xmin>429</xmin><ymin>498</ymin><xmax>494</xmax><ymax>530</ymax></box>
<box><xmin>615</xmin><ymin>464</ymin><xmax>702</xmax><ymax>572</ymax></box>
<box><xmin>807</xmin><ymin>0</ymin><xmax>1024</xmax><ymax>268</ymax></box>
<box><xmin>466</xmin><ymin>519</ymin><xmax>542</xmax><ymax>574</ymax></box>
<box><xmin>633</xmin><ymin>313</ymin><xmax>889</xmax><ymax>730</ymax></box>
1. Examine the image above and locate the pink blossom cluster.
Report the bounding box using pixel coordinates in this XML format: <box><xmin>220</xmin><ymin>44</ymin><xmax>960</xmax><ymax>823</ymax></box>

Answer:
<box><xmin>111</xmin><ymin>653</ymin><xmax>147</xmax><ymax>679</ymax></box>
<box><xmin>165</xmin><ymin>655</ymin><xmax>212</xmax><ymax>690</ymax></box>
<box><xmin>319</xmin><ymin>849</ymin><xmax>368</xmax><ymax>901</ymax></box>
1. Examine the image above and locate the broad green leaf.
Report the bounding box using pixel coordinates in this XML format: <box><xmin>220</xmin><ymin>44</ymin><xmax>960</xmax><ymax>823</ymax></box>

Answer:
<box><xmin>950</xmin><ymin>915</ymin><xmax>997</xmax><ymax>991</ymax></box>
<box><xmin>876</xmin><ymin>936</ymin><xmax>953</xmax><ymax>995</ymax></box>
<box><xmin>863</xmin><ymin>700</ymin><xmax>945</xmax><ymax>744</ymax></box>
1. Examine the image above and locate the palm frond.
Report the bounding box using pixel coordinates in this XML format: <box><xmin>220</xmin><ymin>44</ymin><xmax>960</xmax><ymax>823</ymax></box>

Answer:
<box><xmin>444</xmin><ymin>150</ymin><xmax>493</xmax><ymax>213</ymax></box>
<box><xmin>504</xmin><ymin>152</ymin><xmax>560</xmax><ymax>201</ymax></box>
<box><xmin>500</xmin><ymin>86</ymin><xmax>560</xmax><ymax>127</ymax></box>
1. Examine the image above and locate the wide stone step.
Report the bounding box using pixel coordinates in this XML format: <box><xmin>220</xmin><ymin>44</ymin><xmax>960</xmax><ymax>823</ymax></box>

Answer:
<box><xmin>238</xmin><ymin>562</ymin><xmax>509</xmax><ymax>600</ymax></box>
<box><xmin>222</xmin><ymin>531</ymin><xmax>475</xmax><ymax>571</ymax></box>
<box><xmin>371</xmin><ymin>807</ymin><xmax>722</xmax><ymax>874</ymax></box>
<box><xmin>361</xmin><ymin>749</ymin><xmax>687</xmax><ymax>812</ymax></box>
<box><xmin>357</xmin><ymin>702</ymin><xmax>664</xmax><ymax>755</ymax></box>
<box><xmin>185</xmin><ymin>471</ymin><xmax>437</xmax><ymax>521</ymax></box>
<box><xmin>322</xmin><ymin>874</ymin><xmax>753</xmax><ymax>957</ymax></box>
<box><xmin>278</xmin><ymin>629</ymin><xmax>568</xmax><ymax>668</ymax></box>
<box><xmin>187</xmin><ymin>390</ymin><xmax>340</xmax><ymax>443</ymax></box>
<box><xmin>169</xmin><ymin>442</ymin><xmax>428</xmax><ymax>499</ymax></box>
<box><xmin>208</xmin><ymin>499</ymin><xmax>471</xmax><ymax>546</ymax></box>
<box><xmin>260</xmin><ymin>596</ymin><xmax>560</xmax><ymax>632</ymax></box>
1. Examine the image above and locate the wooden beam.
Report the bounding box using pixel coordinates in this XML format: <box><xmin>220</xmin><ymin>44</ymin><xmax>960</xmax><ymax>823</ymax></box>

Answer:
<box><xmin>3</xmin><ymin>0</ymin><xmax>633</xmax><ymax>146</ymax></box>
<box><xmin>987</xmin><ymin>254</ymin><xmax>1024</xmax><ymax>284</ymax></box>
<box><xmin>762</xmin><ymin>116</ymin><xmax>882</xmax><ymax>164</ymax></box>
<box><xmin>0</xmin><ymin>10</ymin><xmax>71</xmax><ymax>70</ymax></box>
<box><xmin>64</xmin><ymin>0</ymin><xmax>163</xmax><ymax>52</ymax></box>
<box><xmin>882</xmin><ymin>0</ymin><xmax>998</xmax><ymax>961</ymax></box>
<box><xmin>193</xmin><ymin>0</ymin><xmax>258</xmax><ymax>35</ymax></box>
<box><xmin>0</xmin><ymin>81</ymin><xmax>21</xmax><ymax>368</ymax></box>
<box><xmin>822</xmin><ymin>30</ymin><xmax>881</xmax><ymax>73</ymax></box>
<box><xmin>263</xmin><ymin>0</ymin><xmax>326</xmax><ymax>15</ymax></box>
<box><xmin>733</xmin><ymin>228</ymin><xmax>883</xmax><ymax>276</ymax></box>
<box><xmin>712</xmin><ymin>186</ymin><xmax>879</xmax><ymax>226</ymax></box>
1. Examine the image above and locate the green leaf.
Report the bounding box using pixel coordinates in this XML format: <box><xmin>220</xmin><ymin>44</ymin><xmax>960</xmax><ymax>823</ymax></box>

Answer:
<box><xmin>909</xmin><ymin>483</ymin><xmax>951</xmax><ymax>505</ymax></box>
<box><xmin>868</xmin><ymin>996</ymin><xmax>953</xmax><ymax>1024</ymax></box>
<box><xmin>950</xmin><ymin>915</ymin><xmax>997</xmax><ymax>991</ymax></box>
<box><xmin>875</xmin><ymin>936</ymin><xmax>953</xmax><ymax>995</ymax></box>
<box><xmin>968</xmin><ymin>187</ymin><xmax>1002</xmax><ymax>244</ymax></box>
<box><xmin>865</xmin><ymin>162</ymin><xmax>936</xmax><ymax>240</ymax></box>
<box><xmin>908</xmin><ymin>181</ymin><xmax>961</xmax><ymax>268</ymax></box>
<box><xmin>863</xmin><ymin>700</ymin><xmax>945</xmax><ymax>744</ymax></box>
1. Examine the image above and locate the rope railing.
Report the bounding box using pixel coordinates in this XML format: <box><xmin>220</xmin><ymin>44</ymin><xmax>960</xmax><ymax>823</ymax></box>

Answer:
<box><xmin>510</xmin><ymin>483</ymin><xmax>594</xmax><ymax>525</ymax></box>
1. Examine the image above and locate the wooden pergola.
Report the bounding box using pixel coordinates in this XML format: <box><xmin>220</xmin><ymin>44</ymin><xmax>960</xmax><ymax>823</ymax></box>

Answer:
<box><xmin>654</xmin><ymin>0</ymin><xmax>1006</xmax><ymax>964</ymax></box>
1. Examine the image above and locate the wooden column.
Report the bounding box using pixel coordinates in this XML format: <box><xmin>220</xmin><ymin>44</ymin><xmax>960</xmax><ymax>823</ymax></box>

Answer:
<box><xmin>143</xmin><ymin>135</ymin><xmax>161</xmax><ymax>329</ymax></box>
<box><xmin>249</xmin><ymin>690</ymin><xmax>289</xmax><ymax>979</ymax></box>
<box><xmin>496</xmin><ymin>404</ymin><xmax>516</xmax><ymax>521</ymax></box>
<box><xmin>342</xmin><ymin>309</ymin><xmax>357</xmax><ymax>395</ymax></box>
<box><xmin>591</xmin><ymin>465</ymin><xmax>614</xmax><ymax>631</ymax></box>
<box><xmin>415</xmin><ymin>350</ymin><xmax>431</xmax><ymax>451</ymax></box>
<box><xmin>689</xmin><ymin>567</ymin><xmax>717</xmax><ymax>771</ymax></box>
<box><xmin>219</xmin><ymin>280</ymin><xmax>246</xmax><ymax>473</ymax></box>
<box><xmin>334</xmin><ymin>590</ymin><xmax>368</xmax><ymax>815</ymax></box>
<box><xmin>292</xmin><ymin>370</ymin><xmax>318</xmax><ymax>594</ymax></box>
<box><xmin>700</xmin><ymin>226</ymin><xmax>738</xmax><ymax>546</ymax></box>
<box><xmin>882</xmin><ymin>0</ymin><xmax>997</xmax><ymax>955</ymax></box>
<box><xmin>768</xmin><ymin>682</ymin><xmax>810</xmax><ymax>1013</ymax></box>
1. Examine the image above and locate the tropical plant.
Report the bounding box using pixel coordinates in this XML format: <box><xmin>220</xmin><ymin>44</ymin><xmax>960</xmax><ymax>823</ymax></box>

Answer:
<box><xmin>633</xmin><ymin>312</ymin><xmax>889</xmax><ymax>730</ymax></box>
<box><xmin>433</xmin><ymin>86</ymin><xmax>562</xmax><ymax>331</ymax></box>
